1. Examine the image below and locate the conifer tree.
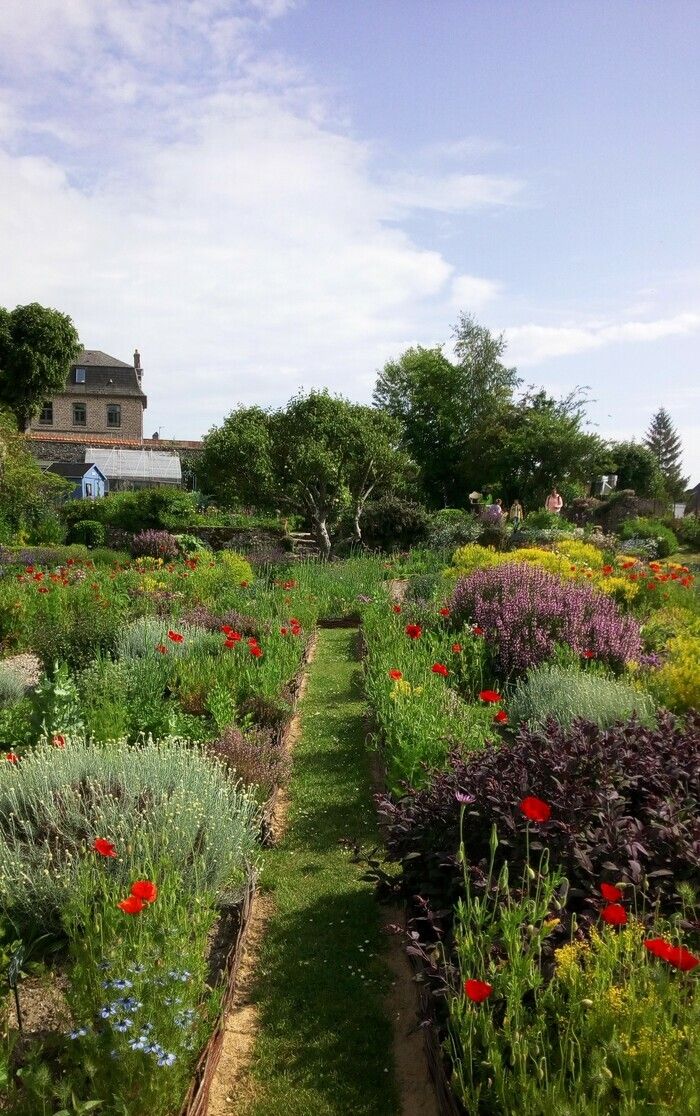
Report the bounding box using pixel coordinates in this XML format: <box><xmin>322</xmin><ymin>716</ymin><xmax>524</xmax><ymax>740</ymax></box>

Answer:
<box><xmin>644</xmin><ymin>408</ymin><xmax>688</xmax><ymax>500</ymax></box>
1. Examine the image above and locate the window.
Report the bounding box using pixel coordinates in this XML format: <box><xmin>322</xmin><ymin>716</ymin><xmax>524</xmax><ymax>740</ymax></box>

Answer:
<box><xmin>107</xmin><ymin>404</ymin><xmax>121</xmax><ymax>428</ymax></box>
<box><xmin>84</xmin><ymin>482</ymin><xmax>93</xmax><ymax>498</ymax></box>
<box><xmin>39</xmin><ymin>400</ymin><xmax>53</xmax><ymax>424</ymax></box>
<box><xmin>73</xmin><ymin>402</ymin><xmax>86</xmax><ymax>426</ymax></box>
<box><xmin>75</xmin><ymin>368</ymin><xmax>86</xmax><ymax>383</ymax></box>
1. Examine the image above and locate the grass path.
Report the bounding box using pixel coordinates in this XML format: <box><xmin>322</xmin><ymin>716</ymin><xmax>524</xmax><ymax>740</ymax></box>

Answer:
<box><xmin>237</xmin><ymin>627</ymin><xmax>398</xmax><ymax>1116</ymax></box>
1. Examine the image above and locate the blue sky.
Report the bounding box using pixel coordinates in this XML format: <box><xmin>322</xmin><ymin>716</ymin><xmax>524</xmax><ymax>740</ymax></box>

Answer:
<box><xmin>1</xmin><ymin>0</ymin><xmax>698</xmax><ymax>481</ymax></box>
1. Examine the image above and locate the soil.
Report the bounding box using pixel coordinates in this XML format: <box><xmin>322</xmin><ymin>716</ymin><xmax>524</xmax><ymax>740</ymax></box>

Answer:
<box><xmin>0</xmin><ymin>652</ymin><xmax>42</xmax><ymax>691</ymax></box>
<box><xmin>4</xmin><ymin>970</ymin><xmax>72</xmax><ymax>1037</ymax></box>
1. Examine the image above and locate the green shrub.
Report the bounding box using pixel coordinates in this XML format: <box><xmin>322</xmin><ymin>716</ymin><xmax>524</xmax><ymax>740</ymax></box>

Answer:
<box><xmin>428</xmin><ymin>508</ymin><xmax>481</xmax><ymax>550</ymax></box>
<box><xmin>0</xmin><ymin>737</ymin><xmax>260</xmax><ymax>931</ymax></box>
<box><xmin>61</xmin><ymin>487</ymin><xmax>200</xmax><ymax>534</ymax></box>
<box><xmin>620</xmin><ymin>516</ymin><xmax>678</xmax><ymax>558</ymax></box>
<box><xmin>522</xmin><ymin>509</ymin><xmax>571</xmax><ymax>530</ymax></box>
<box><xmin>360</xmin><ymin>496</ymin><xmax>430</xmax><ymax>551</ymax></box>
<box><xmin>67</xmin><ymin>518</ymin><xmax>106</xmax><ymax>547</ymax></box>
<box><xmin>508</xmin><ymin>662</ymin><xmax>656</xmax><ymax>729</ymax></box>
<box><xmin>672</xmin><ymin>516</ymin><xmax>700</xmax><ymax>549</ymax></box>
<box><xmin>174</xmin><ymin>531</ymin><xmax>211</xmax><ymax>554</ymax></box>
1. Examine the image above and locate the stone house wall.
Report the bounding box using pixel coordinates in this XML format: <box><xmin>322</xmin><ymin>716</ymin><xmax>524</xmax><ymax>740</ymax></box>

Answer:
<box><xmin>31</xmin><ymin>394</ymin><xmax>144</xmax><ymax>439</ymax></box>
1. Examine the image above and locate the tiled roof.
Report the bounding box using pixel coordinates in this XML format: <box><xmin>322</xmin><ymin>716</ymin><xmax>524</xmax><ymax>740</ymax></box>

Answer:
<box><xmin>74</xmin><ymin>350</ymin><xmax>133</xmax><ymax>368</ymax></box>
<box><xmin>27</xmin><ymin>432</ymin><xmax>203</xmax><ymax>450</ymax></box>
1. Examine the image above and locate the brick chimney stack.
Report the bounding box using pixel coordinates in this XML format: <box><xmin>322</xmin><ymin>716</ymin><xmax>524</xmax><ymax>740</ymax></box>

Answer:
<box><xmin>134</xmin><ymin>349</ymin><xmax>142</xmax><ymax>383</ymax></box>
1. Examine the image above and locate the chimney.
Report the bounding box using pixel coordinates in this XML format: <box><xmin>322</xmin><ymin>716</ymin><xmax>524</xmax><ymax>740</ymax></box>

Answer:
<box><xmin>134</xmin><ymin>349</ymin><xmax>142</xmax><ymax>383</ymax></box>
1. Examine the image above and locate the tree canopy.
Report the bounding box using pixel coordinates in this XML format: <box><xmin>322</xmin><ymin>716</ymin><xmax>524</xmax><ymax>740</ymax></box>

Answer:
<box><xmin>0</xmin><ymin>303</ymin><xmax>81</xmax><ymax>428</ymax></box>
<box><xmin>373</xmin><ymin>314</ymin><xmax>519</xmax><ymax>506</ymax></box>
<box><xmin>606</xmin><ymin>440</ymin><xmax>665</xmax><ymax>499</ymax></box>
<box><xmin>199</xmin><ymin>391</ymin><xmax>412</xmax><ymax>556</ymax></box>
<box><xmin>0</xmin><ymin>409</ymin><xmax>71</xmax><ymax>541</ymax></box>
<box><xmin>644</xmin><ymin>408</ymin><xmax>688</xmax><ymax>501</ymax></box>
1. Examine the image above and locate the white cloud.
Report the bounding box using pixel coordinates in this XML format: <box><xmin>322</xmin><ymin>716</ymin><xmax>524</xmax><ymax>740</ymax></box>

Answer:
<box><xmin>0</xmin><ymin>0</ymin><xmax>519</xmax><ymax>438</ymax></box>
<box><xmin>506</xmin><ymin>312</ymin><xmax>700</xmax><ymax>365</ymax></box>
<box><xmin>450</xmin><ymin>275</ymin><xmax>501</xmax><ymax>310</ymax></box>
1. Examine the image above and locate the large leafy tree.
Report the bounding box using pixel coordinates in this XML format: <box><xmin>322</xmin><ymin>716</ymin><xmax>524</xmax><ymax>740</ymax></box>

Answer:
<box><xmin>644</xmin><ymin>408</ymin><xmax>688</xmax><ymax>500</ymax></box>
<box><xmin>606</xmin><ymin>440</ymin><xmax>665</xmax><ymax>498</ymax></box>
<box><xmin>373</xmin><ymin>314</ymin><xmax>519</xmax><ymax>506</ymax></box>
<box><xmin>497</xmin><ymin>390</ymin><xmax>608</xmax><ymax>509</ymax></box>
<box><xmin>199</xmin><ymin>392</ymin><xmax>411</xmax><ymax>556</ymax></box>
<box><xmin>0</xmin><ymin>409</ymin><xmax>71</xmax><ymax>538</ymax></box>
<box><xmin>0</xmin><ymin>303</ymin><xmax>81</xmax><ymax>428</ymax></box>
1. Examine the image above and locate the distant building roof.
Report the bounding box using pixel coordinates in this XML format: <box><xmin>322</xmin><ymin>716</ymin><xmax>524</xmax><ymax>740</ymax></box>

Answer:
<box><xmin>28</xmin><ymin>432</ymin><xmax>202</xmax><ymax>450</ymax></box>
<box><xmin>74</xmin><ymin>350</ymin><xmax>133</xmax><ymax>368</ymax></box>
<box><xmin>65</xmin><ymin>349</ymin><xmax>146</xmax><ymax>403</ymax></box>
<box><xmin>45</xmin><ymin>461</ymin><xmax>96</xmax><ymax>479</ymax></box>
<box><xmin>87</xmin><ymin>447</ymin><xmax>182</xmax><ymax>483</ymax></box>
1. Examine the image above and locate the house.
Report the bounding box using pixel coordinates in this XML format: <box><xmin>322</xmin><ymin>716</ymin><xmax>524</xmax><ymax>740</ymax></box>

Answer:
<box><xmin>86</xmin><ymin>446</ymin><xmax>182</xmax><ymax>491</ymax></box>
<box><xmin>29</xmin><ymin>349</ymin><xmax>147</xmax><ymax>441</ymax></box>
<box><xmin>44</xmin><ymin>461</ymin><xmax>109</xmax><ymax>500</ymax></box>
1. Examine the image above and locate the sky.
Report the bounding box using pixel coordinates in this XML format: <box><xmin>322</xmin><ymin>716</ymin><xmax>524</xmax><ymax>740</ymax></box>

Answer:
<box><xmin>0</xmin><ymin>0</ymin><xmax>698</xmax><ymax>481</ymax></box>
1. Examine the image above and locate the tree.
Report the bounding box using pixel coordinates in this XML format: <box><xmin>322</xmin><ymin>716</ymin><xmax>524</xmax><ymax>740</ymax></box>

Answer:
<box><xmin>644</xmin><ymin>409</ymin><xmax>688</xmax><ymax>500</ymax></box>
<box><xmin>0</xmin><ymin>409</ymin><xmax>71</xmax><ymax>540</ymax></box>
<box><xmin>497</xmin><ymin>389</ymin><xmax>608</xmax><ymax>509</ymax></box>
<box><xmin>199</xmin><ymin>392</ymin><xmax>413</xmax><ymax>557</ymax></box>
<box><xmin>0</xmin><ymin>303</ymin><xmax>81</xmax><ymax>428</ymax></box>
<box><xmin>606</xmin><ymin>440</ymin><xmax>665</xmax><ymax>498</ymax></box>
<box><xmin>373</xmin><ymin>314</ymin><xmax>519</xmax><ymax>505</ymax></box>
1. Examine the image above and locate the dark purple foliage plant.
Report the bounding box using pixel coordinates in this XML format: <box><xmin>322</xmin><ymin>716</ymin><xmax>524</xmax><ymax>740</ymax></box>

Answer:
<box><xmin>449</xmin><ymin>563</ymin><xmax>642</xmax><ymax>676</ymax></box>
<box><xmin>379</xmin><ymin>711</ymin><xmax>700</xmax><ymax>929</ymax></box>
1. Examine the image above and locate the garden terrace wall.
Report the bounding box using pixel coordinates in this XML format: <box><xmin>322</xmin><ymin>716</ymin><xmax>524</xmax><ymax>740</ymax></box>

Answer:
<box><xmin>105</xmin><ymin>525</ymin><xmax>290</xmax><ymax>553</ymax></box>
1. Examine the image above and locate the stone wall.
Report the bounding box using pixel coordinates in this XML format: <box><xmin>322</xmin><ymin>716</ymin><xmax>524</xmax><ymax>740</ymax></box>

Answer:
<box><xmin>105</xmin><ymin>525</ymin><xmax>290</xmax><ymax>554</ymax></box>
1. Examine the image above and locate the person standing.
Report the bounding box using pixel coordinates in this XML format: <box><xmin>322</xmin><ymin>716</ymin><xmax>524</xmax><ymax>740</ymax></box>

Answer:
<box><xmin>509</xmin><ymin>499</ymin><xmax>523</xmax><ymax>528</ymax></box>
<box><xmin>545</xmin><ymin>488</ymin><xmax>564</xmax><ymax>515</ymax></box>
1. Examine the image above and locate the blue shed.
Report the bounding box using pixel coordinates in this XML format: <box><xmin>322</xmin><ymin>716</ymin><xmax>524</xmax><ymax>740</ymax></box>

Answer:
<box><xmin>45</xmin><ymin>461</ymin><xmax>109</xmax><ymax>500</ymax></box>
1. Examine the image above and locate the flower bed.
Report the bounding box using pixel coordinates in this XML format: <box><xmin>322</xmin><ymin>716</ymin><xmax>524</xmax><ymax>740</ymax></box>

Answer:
<box><xmin>362</xmin><ymin>546</ymin><xmax>700</xmax><ymax>1114</ymax></box>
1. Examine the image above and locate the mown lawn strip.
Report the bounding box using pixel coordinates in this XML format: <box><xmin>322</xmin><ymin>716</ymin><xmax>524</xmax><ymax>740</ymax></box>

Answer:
<box><xmin>237</xmin><ymin>627</ymin><xmax>398</xmax><ymax>1116</ymax></box>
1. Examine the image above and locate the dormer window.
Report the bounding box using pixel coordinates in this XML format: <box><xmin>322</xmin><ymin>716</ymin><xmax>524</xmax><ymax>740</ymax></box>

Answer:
<box><xmin>75</xmin><ymin>368</ymin><xmax>86</xmax><ymax>383</ymax></box>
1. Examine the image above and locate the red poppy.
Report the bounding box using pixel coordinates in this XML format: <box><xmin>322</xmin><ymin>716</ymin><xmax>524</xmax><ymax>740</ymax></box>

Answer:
<box><xmin>493</xmin><ymin>710</ymin><xmax>508</xmax><ymax>724</ymax></box>
<box><xmin>472</xmin><ymin>626</ymin><xmax>485</xmax><ymax>636</ymax></box>
<box><xmin>520</xmin><ymin>796</ymin><xmax>551</xmax><ymax>823</ymax></box>
<box><xmin>644</xmin><ymin>939</ymin><xmax>699</xmax><ymax>971</ymax></box>
<box><xmin>227</xmin><ymin>631</ymin><xmax>242</xmax><ymax>642</ymax></box>
<box><xmin>582</xmin><ymin>650</ymin><xmax>595</xmax><ymax>660</ymax></box>
<box><xmin>52</xmin><ymin>734</ymin><xmax>66</xmax><ymax>749</ymax></box>
<box><xmin>33</xmin><ymin>572</ymin><xmax>44</xmax><ymax>581</ymax></box>
<box><xmin>570</xmin><ymin>565</ymin><xmax>577</xmax><ymax>572</ymax></box>
<box><xmin>601</xmin><ymin>903</ymin><xmax>628</xmax><ymax>926</ymax></box>
<box><xmin>220</xmin><ymin>625</ymin><xmax>233</xmax><ymax>635</ymax></box>
<box><xmin>5</xmin><ymin>752</ymin><xmax>19</xmax><ymax>764</ymax></box>
<box><xmin>167</xmin><ymin>630</ymin><xmax>184</xmax><ymax>643</ymax></box>
<box><xmin>431</xmin><ymin>663</ymin><xmax>449</xmax><ymax>677</ymax></box>
<box><xmin>439</xmin><ymin>607</ymin><xmax>451</xmax><ymax>617</ymax></box>
<box><xmin>250</xmin><ymin>645</ymin><xmax>263</xmax><ymax>658</ymax></box>
<box><xmin>25</xmin><ymin>565</ymin><xmax>34</xmax><ymax>573</ymax></box>
<box><xmin>247</xmin><ymin>637</ymin><xmax>259</xmax><ymax>646</ymax></box>
<box><xmin>280</xmin><ymin>626</ymin><xmax>289</xmax><ymax>635</ymax></box>
<box><xmin>405</xmin><ymin>624</ymin><xmax>422</xmax><ymax>640</ymax></box>
<box><xmin>622</xmin><ymin>560</ymin><xmax>635</xmax><ymax>570</ymax></box>
<box><xmin>451</xmin><ymin>643</ymin><xmax>463</xmax><ymax>653</ymax></box>
<box><xmin>130</xmin><ymin>880</ymin><xmax>158</xmax><ymax>903</ymax></box>
<box><xmin>389</xmin><ymin>669</ymin><xmax>403</xmax><ymax>680</ymax></box>
<box><xmin>37</xmin><ymin>587</ymin><xmax>49</xmax><ymax>594</ymax></box>
<box><xmin>649</xmin><ymin>562</ymin><xmax>661</xmax><ymax>571</ymax></box>
<box><xmin>464</xmin><ymin>979</ymin><xmax>493</xmax><ymax>1003</ymax></box>
<box><xmin>479</xmin><ymin>690</ymin><xmax>502</xmax><ymax>703</ymax></box>
<box><xmin>600</xmin><ymin>882</ymin><xmax>623</xmax><ymax>902</ymax></box>
<box><xmin>392</xmin><ymin>605</ymin><xmax>402</xmax><ymax>614</ymax></box>
<box><xmin>93</xmin><ymin>837</ymin><xmax>117</xmax><ymax>857</ymax></box>
<box><xmin>240</xmin><ymin>580</ymin><xmax>249</xmax><ymax>588</ymax></box>
<box><xmin>156</xmin><ymin>644</ymin><xmax>168</xmax><ymax>654</ymax></box>
<box><xmin>117</xmin><ymin>896</ymin><xmax>144</xmax><ymax>915</ymax></box>
<box><xmin>602</xmin><ymin>565</ymin><xmax>613</xmax><ymax>575</ymax></box>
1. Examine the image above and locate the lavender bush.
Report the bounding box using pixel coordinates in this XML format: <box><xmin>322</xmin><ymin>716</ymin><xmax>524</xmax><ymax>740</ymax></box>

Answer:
<box><xmin>131</xmin><ymin>529</ymin><xmax>179</xmax><ymax>560</ymax></box>
<box><xmin>449</xmin><ymin>563</ymin><xmax>642</xmax><ymax>676</ymax></box>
